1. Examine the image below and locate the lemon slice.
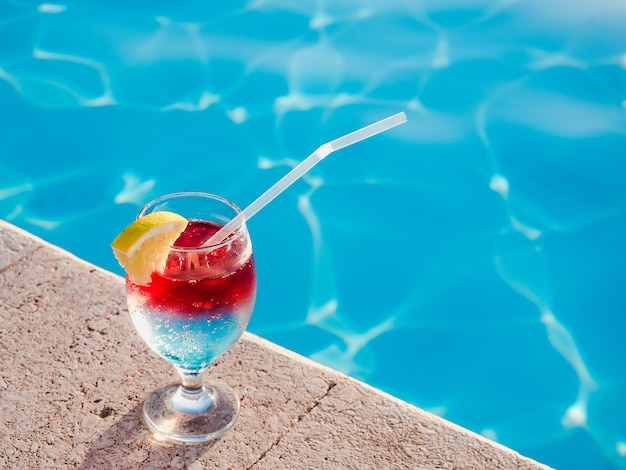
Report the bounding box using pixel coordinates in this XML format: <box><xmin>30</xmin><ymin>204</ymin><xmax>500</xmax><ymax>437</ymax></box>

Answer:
<box><xmin>111</xmin><ymin>211</ymin><xmax>188</xmax><ymax>286</ymax></box>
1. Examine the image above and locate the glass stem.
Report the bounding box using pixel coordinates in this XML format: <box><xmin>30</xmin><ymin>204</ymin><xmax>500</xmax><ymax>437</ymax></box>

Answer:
<box><xmin>172</xmin><ymin>367</ymin><xmax>213</xmax><ymax>414</ymax></box>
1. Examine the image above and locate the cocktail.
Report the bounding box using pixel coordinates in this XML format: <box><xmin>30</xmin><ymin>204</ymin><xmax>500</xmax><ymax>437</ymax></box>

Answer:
<box><xmin>113</xmin><ymin>192</ymin><xmax>256</xmax><ymax>442</ymax></box>
<box><xmin>111</xmin><ymin>112</ymin><xmax>407</xmax><ymax>444</ymax></box>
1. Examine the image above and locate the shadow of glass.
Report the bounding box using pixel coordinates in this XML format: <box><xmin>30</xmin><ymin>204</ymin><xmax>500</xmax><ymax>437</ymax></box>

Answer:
<box><xmin>79</xmin><ymin>402</ymin><xmax>218</xmax><ymax>469</ymax></box>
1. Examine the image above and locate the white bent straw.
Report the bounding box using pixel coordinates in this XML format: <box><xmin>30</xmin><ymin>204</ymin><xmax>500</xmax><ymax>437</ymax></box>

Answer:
<box><xmin>203</xmin><ymin>111</ymin><xmax>408</xmax><ymax>247</ymax></box>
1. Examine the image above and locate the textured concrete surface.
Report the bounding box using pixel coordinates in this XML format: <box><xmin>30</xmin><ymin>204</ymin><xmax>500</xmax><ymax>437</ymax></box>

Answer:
<box><xmin>0</xmin><ymin>219</ymin><xmax>553</xmax><ymax>469</ymax></box>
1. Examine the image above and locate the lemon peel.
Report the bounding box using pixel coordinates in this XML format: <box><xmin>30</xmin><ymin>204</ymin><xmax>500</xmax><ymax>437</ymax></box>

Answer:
<box><xmin>111</xmin><ymin>211</ymin><xmax>188</xmax><ymax>286</ymax></box>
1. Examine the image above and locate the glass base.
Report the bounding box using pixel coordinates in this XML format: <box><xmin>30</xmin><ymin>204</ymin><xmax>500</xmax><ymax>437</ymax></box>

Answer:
<box><xmin>143</xmin><ymin>380</ymin><xmax>240</xmax><ymax>443</ymax></box>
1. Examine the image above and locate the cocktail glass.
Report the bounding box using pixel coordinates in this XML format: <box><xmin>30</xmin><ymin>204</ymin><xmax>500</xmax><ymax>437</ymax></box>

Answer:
<box><xmin>117</xmin><ymin>112</ymin><xmax>406</xmax><ymax>443</ymax></box>
<box><xmin>126</xmin><ymin>192</ymin><xmax>256</xmax><ymax>443</ymax></box>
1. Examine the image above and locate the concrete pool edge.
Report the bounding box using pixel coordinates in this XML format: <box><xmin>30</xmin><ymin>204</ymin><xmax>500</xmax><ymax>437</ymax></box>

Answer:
<box><xmin>0</xmin><ymin>219</ymin><xmax>552</xmax><ymax>469</ymax></box>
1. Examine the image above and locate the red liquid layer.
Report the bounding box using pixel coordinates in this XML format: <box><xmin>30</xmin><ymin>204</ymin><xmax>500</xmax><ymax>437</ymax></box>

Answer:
<box><xmin>127</xmin><ymin>220</ymin><xmax>256</xmax><ymax>315</ymax></box>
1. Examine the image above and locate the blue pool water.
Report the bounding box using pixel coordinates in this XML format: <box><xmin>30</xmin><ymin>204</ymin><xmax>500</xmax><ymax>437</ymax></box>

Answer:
<box><xmin>1</xmin><ymin>1</ymin><xmax>625</xmax><ymax>468</ymax></box>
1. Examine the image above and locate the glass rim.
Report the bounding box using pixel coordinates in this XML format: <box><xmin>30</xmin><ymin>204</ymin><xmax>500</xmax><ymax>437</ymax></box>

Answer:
<box><xmin>137</xmin><ymin>191</ymin><xmax>246</xmax><ymax>253</ymax></box>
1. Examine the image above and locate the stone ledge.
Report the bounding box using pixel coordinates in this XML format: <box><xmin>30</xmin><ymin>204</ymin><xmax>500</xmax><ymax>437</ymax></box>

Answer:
<box><xmin>0</xmin><ymin>220</ymin><xmax>552</xmax><ymax>469</ymax></box>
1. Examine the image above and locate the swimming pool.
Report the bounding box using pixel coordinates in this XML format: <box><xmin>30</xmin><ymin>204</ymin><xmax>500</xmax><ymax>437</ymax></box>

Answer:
<box><xmin>1</xmin><ymin>1</ymin><xmax>625</xmax><ymax>468</ymax></box>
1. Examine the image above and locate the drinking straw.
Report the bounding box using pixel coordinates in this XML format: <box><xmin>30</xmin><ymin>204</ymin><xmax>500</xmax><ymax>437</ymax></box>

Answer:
<box><xmin>203</xmin><ymin>111</ymin><xmax>407</xmax><ymax>246</ymax></box>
